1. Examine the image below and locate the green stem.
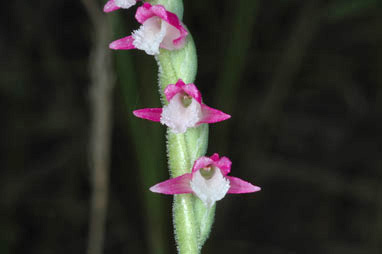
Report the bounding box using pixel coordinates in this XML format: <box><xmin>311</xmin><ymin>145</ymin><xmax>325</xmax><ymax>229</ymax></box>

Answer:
<box><xmin>194</xmin><ymin>198</ymin><xmax>215</xmax><ymax>247</ymax></box>
<box><xmin>153</xmin><ymin>0</ymin><xmax>213</xmax><ymax>252</ymax></box>
<box><xmin>157</xmin><ymin>42</ymin><xmax>201</xmax><ymax>253</ymax></box>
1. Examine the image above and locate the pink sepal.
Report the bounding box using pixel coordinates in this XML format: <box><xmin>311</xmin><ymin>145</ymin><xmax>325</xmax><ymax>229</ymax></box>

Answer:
<box><xmin>226</xmin><ymin>176</ymin><xmax>261</xmax><ymax>194</ymax></box>
<box><xmin>109</xmin><ymin>36</ymin><xmax>136</xmax><ymax>50</ymax></box>
<box><xmin>199</xmin><ymin>104</ymin><xmax>231</xmax><ymax>124</ymax></box>
<box><xmin>150</xmin><ymin>173</ymin><xmax>193</xmax><ymax>194</ymax></box>
<box><xmin>133</xmin><ymin>108</ymin><xmax>162</xmax><ymax>122</ymax></box>
<box><xmin>164</xmin><ymin>80</ymin><xmax>202</xmax><ymax>103</ymax></box>
<box><xmin>135</xmin><ymin>3</ymin><xmax>188</xmax><ymax>47</ymax></box>
<box><xmin>103</xmin><ymin>0</ymin><xmax>121</xmax><ymax>13</ymax></box>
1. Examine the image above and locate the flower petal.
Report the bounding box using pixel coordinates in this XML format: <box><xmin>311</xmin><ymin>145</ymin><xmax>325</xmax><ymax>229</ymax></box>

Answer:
<box><xmin>182</xmin><ymin>83</ymin><xmax>202</xmax><ymax>104</ymax></box>
<box><xmin>103</xmin><ymin>0</ymin><xmax>120</xmax><ymax>13</ymax></box>
<box><xmin>109</xmin><ymin>36</ymin><xmax>136</xmax><ymax>50</ymax></box>
<box><xmin>104</xmin><ymin>0</ymin><xmax>136</xmax><ymax>12</ymax></box>
<box><xmin>135</xmin><ymin>3</ymin><xmax>159</xmax><ymax>23</ymax></box>
<box><xmin>150</xmin><ymin>173</ymin><xmax>193</xmax><ymax>194</ymax></box>
<box><xmin>164</xmin><ymin>82</ymin><xmax>183</xmax><ymax>102</ymax></box>
<box><xmin>193</xmin><ymin>154</ymin><xmax>231</xmax><ymax>175</ymax></box>
<box><xmin>210</xmin><ymin>153</ymin><xmax>220</xmax><ymax>161</ymax></box>
<box><xmin>160</xmin><ymin>22</ymin><xmax>182</xmax><ymax>50</ymax></box>
<box><xmin>213</xmin><ymin>156</ymin><xmax>231</xmax><ymax>175</ymax></box>
<box><xmin>133</xmin><ymin>108</ymin><xmax>162</xmax><ymax>122</ymax></box>
<box><xmin>135</xmin><ymin>3</ymin><xmax>187</xmax><ymax>48</ymax></box>
<box><xmin>164</xmin><ymin>80</ymin><xmax>201</xmax><ymax>103</ymax></box>
<box><xmin>226</xmin><ymin>176</ymin><xmax>261</xmax><ymax>194</ymax></box>
<box><xmin>199</xmin><ymin>104</ymin><xmax>231</xmax><ymax>124</ymax></box>
<box><xmin>192</xmin><ymin>156</ymin><xmax>214</xmax><ymax>173</ymax></box>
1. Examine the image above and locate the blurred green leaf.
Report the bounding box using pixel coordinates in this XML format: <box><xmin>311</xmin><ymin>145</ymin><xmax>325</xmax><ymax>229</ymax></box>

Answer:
<box><xmin>111</xmin><ymin>13</ymin><xmax>169</xmax><ymax>254</ymax></box>
<box><xmin>327</xmin><ymin>0</ymin><xmax>378</xmax><ymax>21</ymax></box>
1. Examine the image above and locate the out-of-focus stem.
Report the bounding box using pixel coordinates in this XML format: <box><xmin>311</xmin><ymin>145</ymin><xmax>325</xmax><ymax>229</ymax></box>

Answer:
<box><xmin>214</xmin><ymin>0</ymin><xmax>258</xmax><ymax>153</ymax></box>
<box><xmin>259</xmin><ymin>0</ymin><xmax>323</xmax><ymax>125</ymax></box>
<box><xmin>111</xmin><ymin>14</ymin><xmax>169</xmax><ymax>254</ymax></box>
<box><xmin>373</xmin><ymin>19</ymin><xmax>382</xmax><ymax>253</ymax></box>
<box><xmin>81</xmin><ymin>1</ymin><xmax>114</xmax><ymax>254</ymax></box>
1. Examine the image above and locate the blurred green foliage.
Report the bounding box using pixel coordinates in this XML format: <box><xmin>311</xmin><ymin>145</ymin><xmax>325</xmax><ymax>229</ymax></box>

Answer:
<box><xmin>327</xmin><ymin>0</ymin><xmax>378</xmax><ymax>21</ymax></box>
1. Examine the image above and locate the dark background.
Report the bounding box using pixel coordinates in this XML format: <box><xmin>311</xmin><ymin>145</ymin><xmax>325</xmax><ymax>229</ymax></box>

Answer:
<box><xmin>1</xmin><ymin>0</ymin><xmax>381</xmax><ymax>253</ymax></box>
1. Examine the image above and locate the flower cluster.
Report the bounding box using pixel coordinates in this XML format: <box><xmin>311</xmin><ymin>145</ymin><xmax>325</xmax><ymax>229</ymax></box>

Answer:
<box><xmin>104</xmin><ymin>0</ymin><xmax>260</xmax><ymax>209</ymax></box>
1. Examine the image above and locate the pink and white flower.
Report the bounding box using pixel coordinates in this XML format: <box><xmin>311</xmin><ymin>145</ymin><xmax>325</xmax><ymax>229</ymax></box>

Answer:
<box><xmin>150</xmin><ymin>154</ymin><xmax>261</xmax><ymax>208</ymax></box>
<box><xmin>103</xmin><ymin>0</ymin><xmax>137</xmax><ymax>13</ymax></box>
<box><xmin>109</xmin><ymin>3</ymin><xmax>188</xmax><ymax>55</ymax></box>
<box><xmin>133</xmin><ymin>79</ymin><xmax>231</xmax><ymax>133</ymax></box>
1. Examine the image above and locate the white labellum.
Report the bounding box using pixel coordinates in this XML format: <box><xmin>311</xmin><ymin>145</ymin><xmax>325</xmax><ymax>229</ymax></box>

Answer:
<box><xmin>190</xmin><ymin>167</ymin><xmax>230</xmax><ymax>208</ymax></box>
<box><xmin>160</xmin><ymin>93</ymin><xmax>203</xmax><ymax>134</ymax></box>
<box><xmin>132</xmin><ymin>17</ymin><xmax>167</xmax><ymax>55</ymax></box>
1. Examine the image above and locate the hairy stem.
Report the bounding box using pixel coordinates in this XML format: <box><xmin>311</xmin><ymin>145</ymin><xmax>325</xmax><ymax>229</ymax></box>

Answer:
<box><xmin>154</xmin><ymin>0</ymin><xmax>209</xmax><ymax>252</ymax></box>
<box><xmin>153</xmin><ymin>0</ymin><xmax>215</xmax><ymax>252</ymax></box>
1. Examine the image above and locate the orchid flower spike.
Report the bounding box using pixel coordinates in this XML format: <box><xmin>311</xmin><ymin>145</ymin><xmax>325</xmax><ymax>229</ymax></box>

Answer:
<box><xmin>150</xmin><ymin>153</ymin><xmax>261</xmax><ymax>208</ymax></box>
<box><xmin>103</xmin><ymin>0</ymin><xmax>138</xmax><ymax>13</ymax></box>
<box><xmin>109</xmin><ymin>3</ymin><xmax>188</xmax><ymax>55</ymax></box>
<box><xmin>133</xmin><ymin>79</ymin><xmax>231</xmax><ymax>134</ymax></box>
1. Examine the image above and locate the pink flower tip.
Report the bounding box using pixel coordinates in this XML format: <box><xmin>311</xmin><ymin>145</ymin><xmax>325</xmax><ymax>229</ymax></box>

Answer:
<box><xmin>149</xmin><ymin>185</ymin><xmax>160</xmax><ymax>193</ymax></box>
<box><xmin>109</xmin><ymin>41</ymin><xmax>118</xmax><ymax>50</ymax></box>
<box><xmin>133</xmin><ymin>108</ymin><xmax>162</xmax><ymax>122</ymax></box>
<box><xmin>103</xmin><ymin>0</ymin><xmax>137</xmax><ymax>13</ymax></box>
<box><xmin>109</xmin><ymin>36</ymin><xmax>136</xmax><ymax>50</ymax></box>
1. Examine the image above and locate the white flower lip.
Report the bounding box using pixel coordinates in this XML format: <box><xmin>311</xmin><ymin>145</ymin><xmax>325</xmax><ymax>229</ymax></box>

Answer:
<box><xmin>160</xmin><ymin>93</ymin><xmax>203</xmax><ymax>134</ymax></box>
<box><xmin>190</xmin><ymin>167</ymin><xmax>230</xmax><ymax>208</ymax></box>
<box><xmin>132</xmin><ymin>17</ymin><xmax>168</xmax><ymax>55</ymax></box>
